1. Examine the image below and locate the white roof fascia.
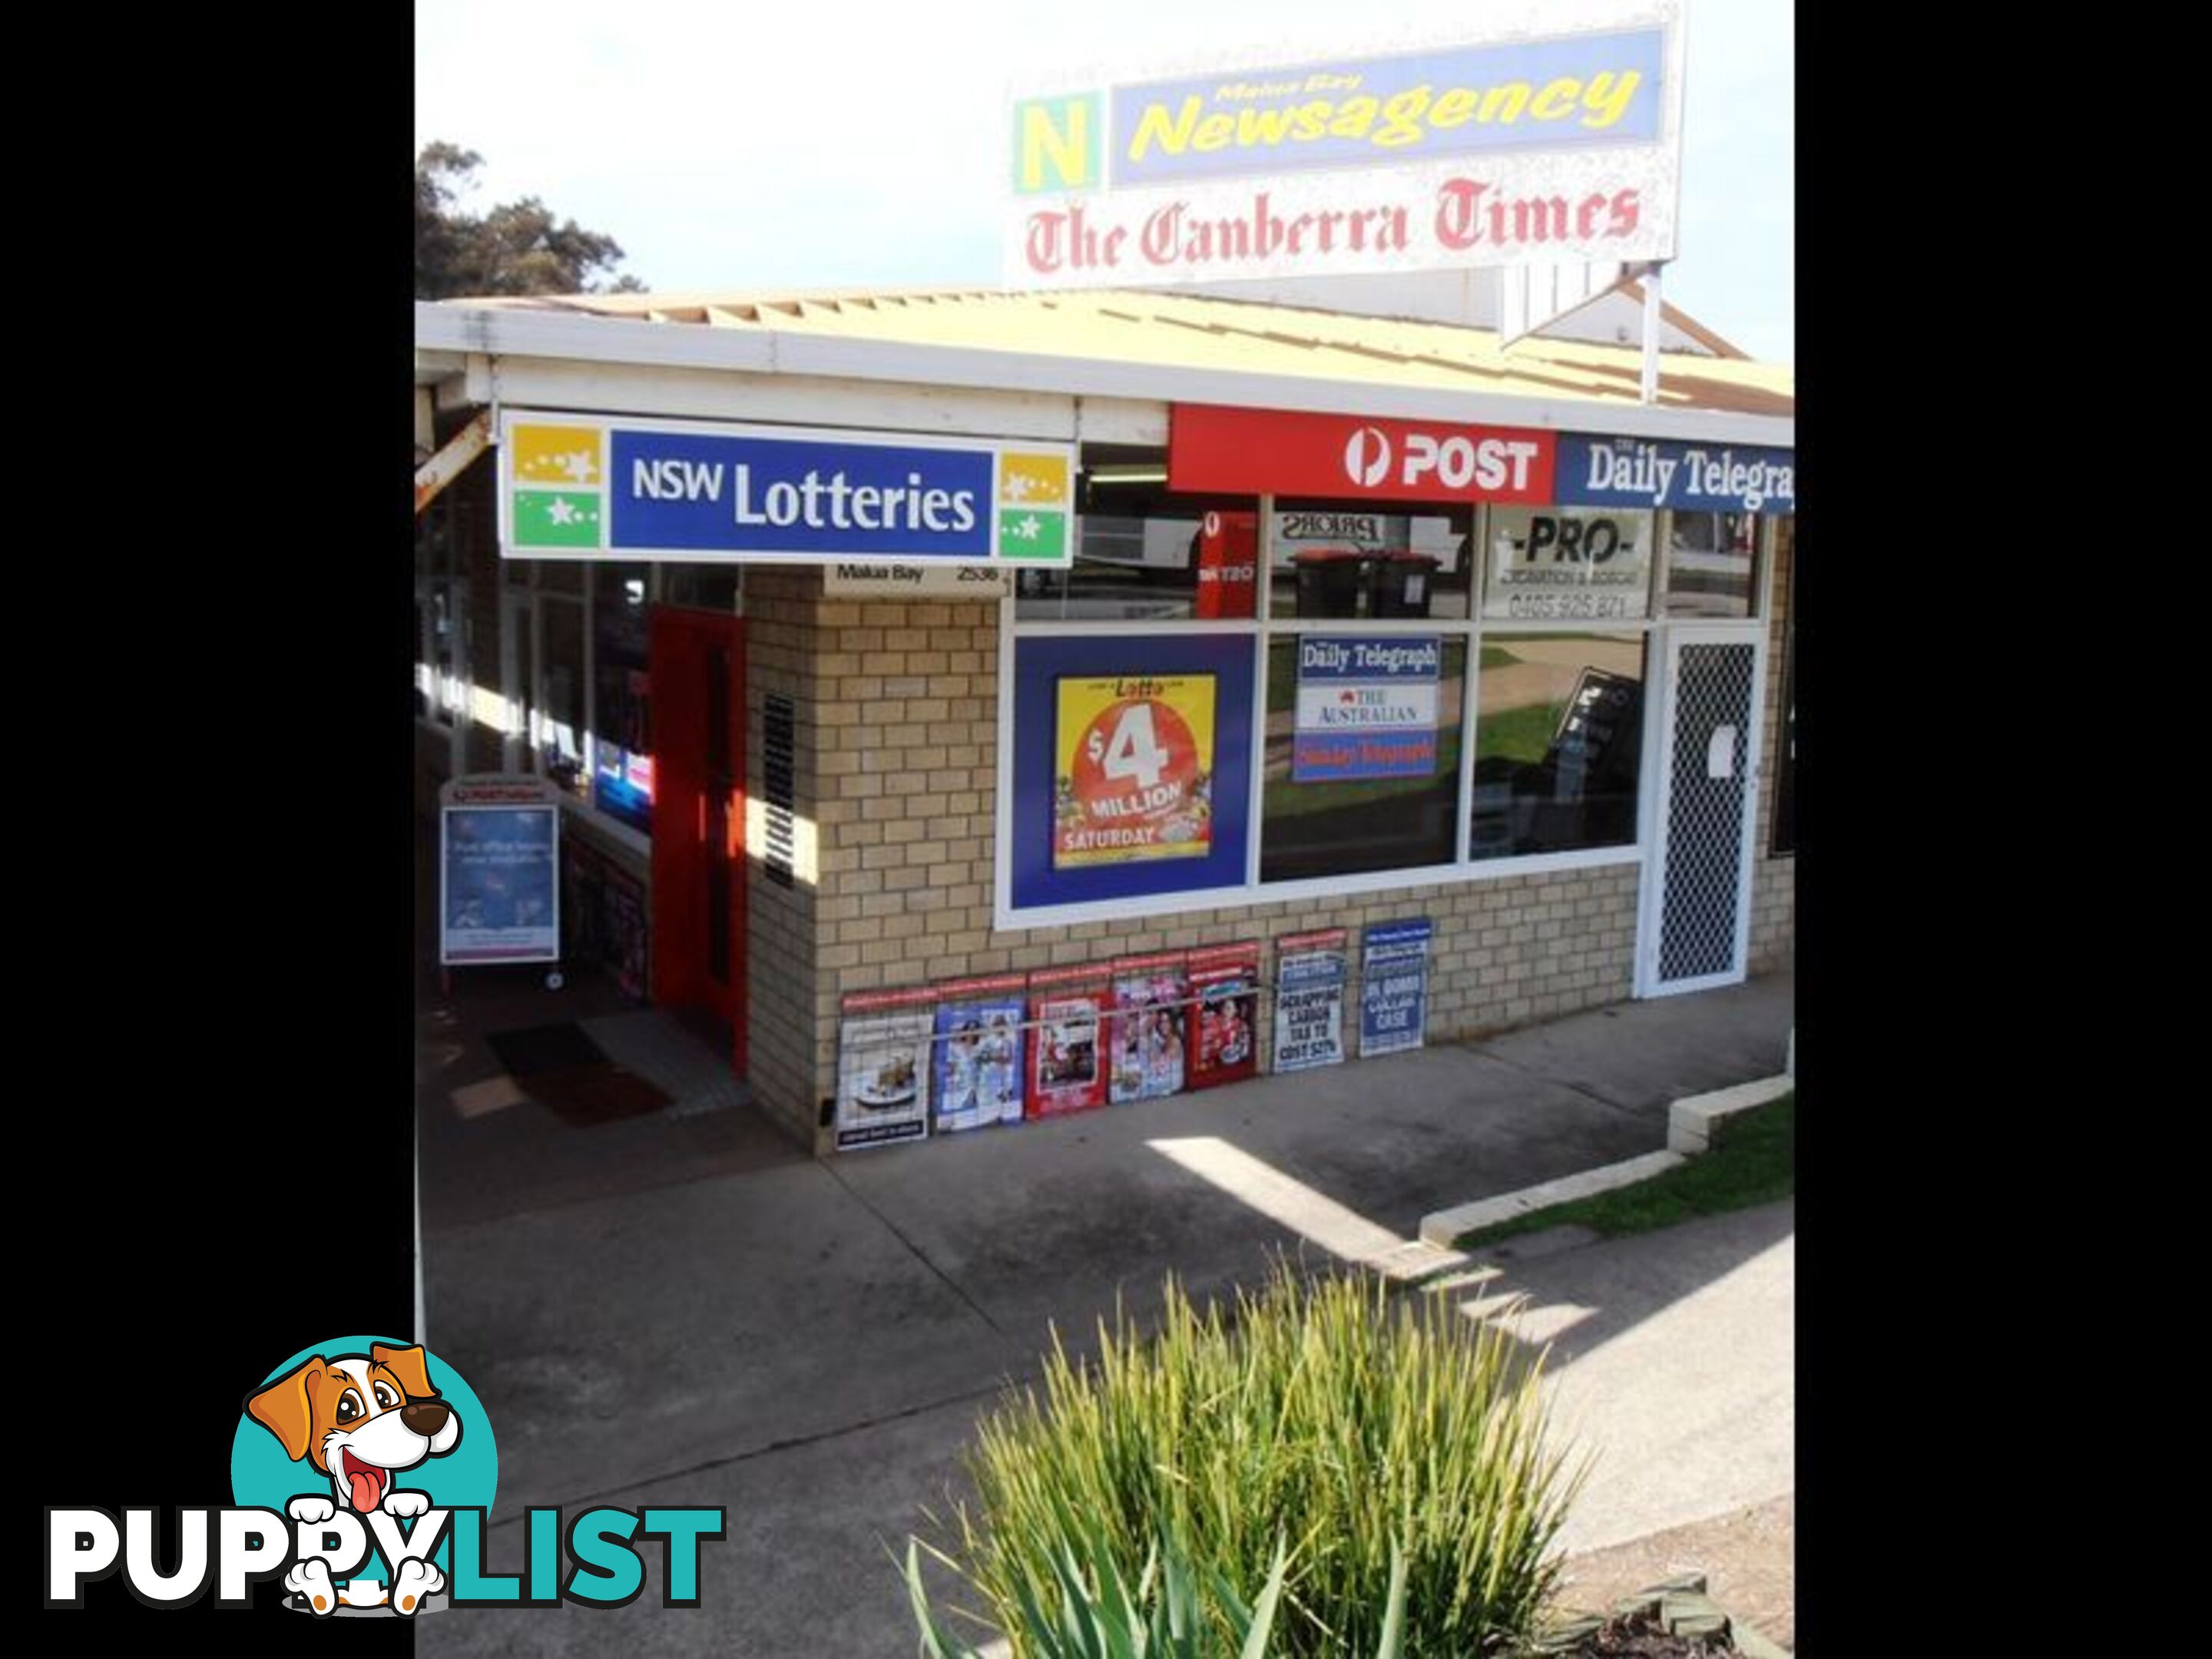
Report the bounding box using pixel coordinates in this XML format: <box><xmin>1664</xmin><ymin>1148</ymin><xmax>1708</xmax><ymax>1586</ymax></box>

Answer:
<box><xmin>414</xmin><ymin>302</ymin><xmax>1793</xmax><ymax>449</ymax></box>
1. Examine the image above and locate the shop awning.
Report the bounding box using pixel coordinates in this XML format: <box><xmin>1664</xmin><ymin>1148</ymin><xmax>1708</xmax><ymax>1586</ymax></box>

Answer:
<box><xmin>416</xmin><ymin>283</ymin><xmax>1792</xmax><ymax>446</ymax></box>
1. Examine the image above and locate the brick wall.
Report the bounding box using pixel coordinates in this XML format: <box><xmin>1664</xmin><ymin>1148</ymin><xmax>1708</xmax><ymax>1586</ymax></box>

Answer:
<box><xmin>1749</xmin><ymin>517</ymin><xmax>1796</xmax><ymax>973</ymax></box>
<box><xmin>742</xmin><ymin>568</ymin><xmax>829</xmax><ymax>1144</ymax></box>
<box><xmin>753</xmin><ymin>575</ymin><xmax>1646</xmax><ymax>1156</ymax></box>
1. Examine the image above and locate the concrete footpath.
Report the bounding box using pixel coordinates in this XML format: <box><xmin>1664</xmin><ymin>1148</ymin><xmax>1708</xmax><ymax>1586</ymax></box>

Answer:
<box><xmin>416</xmin><ymin>972</ymin><xmax>1792</xmax><ymax>1657</ymax></box>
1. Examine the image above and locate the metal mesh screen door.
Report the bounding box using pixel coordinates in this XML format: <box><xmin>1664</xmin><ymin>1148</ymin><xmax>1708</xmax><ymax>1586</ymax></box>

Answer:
<box><xmin>1644</xmin><ymin>631</ymin><xmax>1762</xmax><ymax>995</ymax></box>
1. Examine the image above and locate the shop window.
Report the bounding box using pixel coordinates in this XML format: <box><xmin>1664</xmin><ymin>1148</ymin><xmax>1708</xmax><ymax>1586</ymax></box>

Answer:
<box><xmin>1015</xmin><ymin>453</ymin><xmax>1253</xmax><ymax>622</ymax></box>
<box><xmin>1267</xmin><ymin>500</ymin><xmax>1472</xmax><ymax>622</ymax></box>
<box><xmin>1470</xmin><ymin>633</ymin><xmax>1645</xmax><ymax>859</ymax></box>
<box><xmin>539</xmin><ymin>594</ymin><xmax>588</xmax><ymax>798</ymax></box>
<box><xmin>592</xmin><ymin>562</ymin><xmax>654</xmax><ymax>833</ymax></box>
<box><xmin>1260</xmin><ymin>635</ymin><xmax>1466</xmax><ymax>883</ymax></box>
<box><xmin>1661</xmin><ymin>511</ymin><xmax>1760</xmax><ymax>618</ymax></box>
<box><xmin>1004</xmin><ymin>631</ymin><xmax>1258</xmax><ymax>912</ymax></box>
<box><xmin>660</xmin><ymin>564</ymin><xmax>743</xmax><ymax>614</ymax></box>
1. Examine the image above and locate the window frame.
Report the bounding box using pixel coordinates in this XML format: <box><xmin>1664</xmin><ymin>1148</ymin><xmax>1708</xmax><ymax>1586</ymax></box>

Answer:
<box><xmin>995</xmin><ymin>493</ymin><xmax>1734</xmax><ymax>931</ymax></box>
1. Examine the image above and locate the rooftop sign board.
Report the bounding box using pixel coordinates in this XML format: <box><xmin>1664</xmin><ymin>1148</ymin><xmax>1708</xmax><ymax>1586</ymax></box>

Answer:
<box><xmin>1007</xmin><ymin>0</ymin><xmax>1684</xmax><ymax>289</ymax></box>
<box><xmin>499</xmin><ymin>411</ymin><xmax>1076</xmax><ymax>568</ymax></box>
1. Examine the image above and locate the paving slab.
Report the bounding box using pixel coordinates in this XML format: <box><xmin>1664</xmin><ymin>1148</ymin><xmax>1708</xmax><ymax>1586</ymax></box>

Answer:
<box><xmin>1468</xmin><ymin>974</ymin><xmax>1793</xmax><ymax>1114</ymax></box>
<box><xmin>423</xmin><ymin>1161</ymin><xmax>1028</xmax><ymax>1516</ymax></box>
<box><xmin>828</xmin><ymin>1041</ymin><xmax>1663</xmax><ymax>1347</ymax></box>
<box><xmin>1441</xmin><ymin>1199</ymin><xmax>1796</xmax><ymax>1556</ymax></box>
<box><xmin>416</xmin><ymin>1389</ymin><xmax>998</xmax><ymax>1659</ymax></box>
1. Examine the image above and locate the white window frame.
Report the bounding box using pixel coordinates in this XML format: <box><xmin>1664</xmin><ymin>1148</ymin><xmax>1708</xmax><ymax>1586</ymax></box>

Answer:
<box><xmin>993</xmin><ymin>494</ymin><xmax>1746</xmax><ymax>932</ymax></box>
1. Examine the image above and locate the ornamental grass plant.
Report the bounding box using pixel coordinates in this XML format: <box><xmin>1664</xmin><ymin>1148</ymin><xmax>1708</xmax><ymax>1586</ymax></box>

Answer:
<box><xmin>912</xmin><ymin>1261</ymin><xmax>1585</xmax><ymax>1657</ymax></box>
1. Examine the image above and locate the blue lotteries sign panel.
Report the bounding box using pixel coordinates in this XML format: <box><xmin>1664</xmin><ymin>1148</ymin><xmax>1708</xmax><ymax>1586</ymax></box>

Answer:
<box><xmin>499</xmin><ymin>411</ymin><xmax>1075</xmax><ymax>566</ymax></box>
<box><xmin>1293</xmin><ymin>636</ymin><xmax>1442</xmax><ymax>782</ymax></box>
<box><xmin>1556</xmin><ymin>434</ymin><xmax>1794</xmax><ymax>514</ymax></box>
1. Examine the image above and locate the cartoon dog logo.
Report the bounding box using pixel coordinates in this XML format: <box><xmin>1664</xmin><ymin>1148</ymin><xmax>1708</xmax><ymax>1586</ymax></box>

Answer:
<box><xmin>245</xmin><ymin>1341</ymin><xmax>459</xmax><ymax>1614</ymax></box>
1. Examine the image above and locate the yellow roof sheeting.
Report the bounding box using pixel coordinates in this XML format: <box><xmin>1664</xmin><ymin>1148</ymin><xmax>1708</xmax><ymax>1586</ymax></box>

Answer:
<box><xmin>455</xmin><ymin>285</ymin><xmax>1793</xmax><ymax>420</ymax></box>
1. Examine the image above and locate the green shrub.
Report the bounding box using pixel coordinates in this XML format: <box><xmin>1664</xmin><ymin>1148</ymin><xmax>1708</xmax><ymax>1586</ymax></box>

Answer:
<box><xmin>915</xmin><ymin>1262</ymin><xmax>1583</xmax><ymax>1657</ymax></box>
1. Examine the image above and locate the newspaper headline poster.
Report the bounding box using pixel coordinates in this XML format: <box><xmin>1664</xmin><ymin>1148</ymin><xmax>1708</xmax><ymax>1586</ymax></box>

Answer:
<box><xmin>1360</xmin><ymin>918</ymin><xmax>1435</xmax><ymax>1058</ymax></box>
<box><xmin>1052</xmin><ymin>674</ymin><xmax>1216</xmax><ymax>868</ymax></box>
<box><xmin>1273</xmin><ymin>929</ymin><xmax>1349</xmax><ymax>1073</ymax></box>
<box><xmin>1108</xmin><ymin>952</ymin><xmax>1189</xmax><ymax>1105</ymax></box>
<box><xmin>1186</xmin><ymin>942</ymin><xmax>1261</xmax><ymax>1091</ymax></box>
<box><xmin>836</xmin><ymin>986</ymin><xmax>936</xmax><ymax>1151</ymax></box>
<box><xmin>932</xmin><ymin>974</ymin><xmax>1028</xmax><ymax>1134</ymax></box>
<box><xmin>1026</xmin><ymin>964</ymin><xmax>1111</xmax><ymax>1118</ymax></box>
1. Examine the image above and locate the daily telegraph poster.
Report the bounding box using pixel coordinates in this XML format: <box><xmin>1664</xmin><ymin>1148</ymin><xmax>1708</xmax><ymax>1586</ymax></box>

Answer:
<box><xmin>835</xmin><ymin>986</ymin><xmax>935</xmax><ymax>1151</ymax></box>
<box><xmin>1052</xmin><ymin>674</ymin><xmax>1216</xmax><ymax>868</ymax></box>
<box><xmin>1108</xmin><ymin>952</ymin><xmax>1189</xmax><ymax>1105</ymax></box>
<box><xmin>1186</xmin><ymin>942</ymin><xmax>1261</xmax><ymax>1091</ymax></box>
<box><xmin>1026</xmin><ymin>964</ymin><xmax>1111</xmax><ymax>1118</ymax></box>
<box><xmin>931</xmin><ymin>974</ymin><xmax>1028</xmax><ymax>1134</ymax></box>
<box><xmin>1360</xmin><ymin>918</ymin><xmax>1435</xmax><ymax>1057</ymax></box>
<box><xmin>1273</xmin><ymin>929</ymin><xmax>1348</xmax><ymax>1073</ymax></box>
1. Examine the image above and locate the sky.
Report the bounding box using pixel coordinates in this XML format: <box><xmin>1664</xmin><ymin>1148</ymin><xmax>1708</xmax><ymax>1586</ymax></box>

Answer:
<box><xmin>415</xmin><ymin>0</ymin><xmax>1792</xmax><ymax>363</ymax></box>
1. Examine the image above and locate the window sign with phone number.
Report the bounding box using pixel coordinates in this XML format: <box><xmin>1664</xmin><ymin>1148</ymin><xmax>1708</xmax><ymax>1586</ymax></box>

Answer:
<box><xmin>1482</xmin><ymin>507</ymin><xmax>1654</xmax><ymax>620</ymax></box>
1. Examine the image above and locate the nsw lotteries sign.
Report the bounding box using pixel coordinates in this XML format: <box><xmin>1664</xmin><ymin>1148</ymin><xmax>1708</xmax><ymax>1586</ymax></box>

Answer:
<box><xmin>500</xmin><ymin>411</ymin><xmax>1075</xmax><ymax>568</ymax></box>
<box><xmin>1008</xmin><ymin>0</ymin><xmax>1684</xmax><ymax>287</ymax></box>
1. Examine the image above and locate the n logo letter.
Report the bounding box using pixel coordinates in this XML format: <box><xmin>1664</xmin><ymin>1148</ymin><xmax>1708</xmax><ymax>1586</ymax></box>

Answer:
<box><xmin>1014</xmin><ymin>94</ymin><xmax>1101</xmax><ymax>194</ymax></box>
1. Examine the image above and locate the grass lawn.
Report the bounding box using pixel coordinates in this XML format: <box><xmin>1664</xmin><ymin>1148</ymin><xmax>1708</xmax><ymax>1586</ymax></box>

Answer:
<box><xmin>1453</xmin><ymin>1094</ymin><xmax>1794</xmax><ymax>1250</ymax></box>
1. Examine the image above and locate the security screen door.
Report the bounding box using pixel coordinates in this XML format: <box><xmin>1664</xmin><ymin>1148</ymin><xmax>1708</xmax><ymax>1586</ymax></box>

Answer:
<box><xmin>1639</xmin><ymin>627</ymin><xmax>1764</xmax><ymax>996</ymax></box>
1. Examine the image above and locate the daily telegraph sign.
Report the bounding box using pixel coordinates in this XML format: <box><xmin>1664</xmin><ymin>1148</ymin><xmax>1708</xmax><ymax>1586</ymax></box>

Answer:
<box><xmin>1008</xmin><ymin>1</ymin><xmax>1684</xmax><ymax>287</ymax></box>
<box><xmin>1556</xmin><ymin>434</ymin><xmax>1796</xmax><ymax>515</ymax></box>
<box><xmin>500</xmin><ymin>412</ymin><xmax>1075</xmax><ymax>567</ymax></box>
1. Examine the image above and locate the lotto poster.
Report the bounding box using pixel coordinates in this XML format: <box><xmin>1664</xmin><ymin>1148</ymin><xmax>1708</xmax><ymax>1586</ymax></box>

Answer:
<box><xmin>1052</xmin><ymin>674</ymin><xmax>1216</xmax><ymax>868</ymax></box>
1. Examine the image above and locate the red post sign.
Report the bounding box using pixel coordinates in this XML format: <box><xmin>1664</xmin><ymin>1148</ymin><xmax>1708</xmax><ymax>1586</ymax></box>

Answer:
<box><xmin>1171</xmin><ymin>406</ymin><xmax>1556</xmax><ymax>503</ymax></box>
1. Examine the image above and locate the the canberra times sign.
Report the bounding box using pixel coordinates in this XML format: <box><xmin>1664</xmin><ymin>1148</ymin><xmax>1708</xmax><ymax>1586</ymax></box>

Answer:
<box><xmin>1007</xmin><ymin>0</ymin><xmax>1685</xmax><ymax>288</ymax></box>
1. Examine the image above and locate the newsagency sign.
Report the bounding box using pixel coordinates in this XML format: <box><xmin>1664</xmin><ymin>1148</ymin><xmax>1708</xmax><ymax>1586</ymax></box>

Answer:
<box><xmin>1007</xmin><ymin>0</ymin><xmax>1684</xmax><ymax>287</ymax></box>
<box><xmin>499</xmin><ymin>411</ymin><xmax>1075</xmax><ymax>568</ymax></box>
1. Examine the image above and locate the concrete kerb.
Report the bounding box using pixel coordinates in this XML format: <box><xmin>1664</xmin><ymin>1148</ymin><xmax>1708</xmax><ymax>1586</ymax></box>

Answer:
<box><xmin>1417</xmin><ymin>1069</ymin><xmax>1795</xmax><ymax>1250</ymax></box>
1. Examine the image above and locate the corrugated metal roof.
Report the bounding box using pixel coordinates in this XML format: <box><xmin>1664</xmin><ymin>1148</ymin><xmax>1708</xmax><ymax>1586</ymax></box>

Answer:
<box><xmin>449</xmin><ymin>285</ymin><xmax>1792</xmax><ymax>420</ymax></box>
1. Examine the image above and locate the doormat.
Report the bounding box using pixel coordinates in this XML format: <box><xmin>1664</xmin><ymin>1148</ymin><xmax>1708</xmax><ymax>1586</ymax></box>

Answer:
<box><xmin>485</xmin><ymin>1022</ymin><xmax>674</xmax><ymax>1125</ymax></box>
<box><xmin>485</xmin><ymin>1022</ymin><xmax>605</xmax><ymax>1077</ymax></box>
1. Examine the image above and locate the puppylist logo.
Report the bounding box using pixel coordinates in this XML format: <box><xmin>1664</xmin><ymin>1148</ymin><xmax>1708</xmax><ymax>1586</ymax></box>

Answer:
<box><xmin>45</xmin><ymin>1336</ymin><xmax>725</xmax><ymax>1616</ymax></box>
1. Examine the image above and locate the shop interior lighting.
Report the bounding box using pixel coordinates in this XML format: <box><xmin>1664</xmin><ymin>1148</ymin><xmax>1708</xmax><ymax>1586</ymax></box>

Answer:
<box><xmin>1088</xmin><ymin>465</ymin><xmax>1168</xmax><ymax>485</ymax></box>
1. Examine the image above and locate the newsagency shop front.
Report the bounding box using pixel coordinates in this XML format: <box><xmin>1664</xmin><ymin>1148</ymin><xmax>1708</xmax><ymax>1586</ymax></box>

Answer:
<box><xmin>412</xmin><ymin>286</ymin><xmax>1796</xmax><ymax>1157</ymax></box>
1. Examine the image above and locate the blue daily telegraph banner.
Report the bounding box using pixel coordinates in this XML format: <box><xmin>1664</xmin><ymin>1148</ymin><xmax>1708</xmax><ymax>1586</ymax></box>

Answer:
<box><xmin>1360</xmin><ymin>918</ymin><xmax>1434</xmax><ymax>1057</ymax></box>
<box><xmin>1293</xmin><ymin>636</ymin><xmax>1442</xmax><ymax>783</ymax></box>
<box><xmin>1555</xmin><ymin>435</ymin><xmax>1794</xmax><ymax>515</ymax></box>
<box><xmin>501</xmin><ymin>411</ymin><xmax>1076</xmax><ymax>567</ymax></box>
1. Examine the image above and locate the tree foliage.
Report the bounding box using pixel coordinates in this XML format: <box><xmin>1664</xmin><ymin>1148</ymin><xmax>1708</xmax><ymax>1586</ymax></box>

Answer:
<box><xmin>416</xmin><ymin>142</ymin><xmax>644</xmax><ymax>300</ymax></box>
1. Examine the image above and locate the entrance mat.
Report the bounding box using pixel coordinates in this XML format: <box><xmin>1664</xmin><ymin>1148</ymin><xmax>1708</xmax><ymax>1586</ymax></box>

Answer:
<box><xmin>485</xmin><ymin>1022</ymin><xmax>605</xmax><ymax>1078</ymax></box>
<box><xmin>522</xmin><ymin>1062</ymin><xmax>673</xmax><ymax>1126</ymax></box>
<box><xmin>484</xmin><ymin>1022</ymin><xmax>674</xmax><ymax>1125</ymax></box>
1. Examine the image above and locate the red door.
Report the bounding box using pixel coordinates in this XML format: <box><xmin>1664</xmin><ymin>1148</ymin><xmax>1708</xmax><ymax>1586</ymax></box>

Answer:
<box><xmin>649</xmin><ymin>606</ymin><xmax>747</xmax><ymax>1074</ymax></box>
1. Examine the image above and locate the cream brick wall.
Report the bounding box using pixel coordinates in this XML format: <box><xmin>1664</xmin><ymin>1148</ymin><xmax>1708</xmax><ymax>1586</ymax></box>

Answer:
<box><xmin>753</xmin><ymin>575</ymin><xmax>1647</xmax><ymax>1156</ymax></box>
<box><xmin>1749</xmin><ymin>517</ymin><xmax>1796</xmax><ymax>973</ymax></box>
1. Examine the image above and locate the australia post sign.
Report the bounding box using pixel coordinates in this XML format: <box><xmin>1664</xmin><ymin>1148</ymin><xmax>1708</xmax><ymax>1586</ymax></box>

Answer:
<box><xmin>499</xmin><ymin>410</ymin><xmax>1075</xmax><ymax>568</ymax></box>
<box><xmin>1008</xmin><ymin>0</ymin><xmax>1684</xmax><ymax>288</ymax></box>
<box><xmin>1171</xmin><ymin>405</ymin><xmax>1555</xmax><ymax>503</ymax></box>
